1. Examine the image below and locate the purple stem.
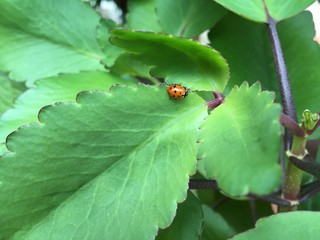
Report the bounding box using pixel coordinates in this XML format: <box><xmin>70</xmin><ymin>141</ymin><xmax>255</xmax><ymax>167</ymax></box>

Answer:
<box><xmin>267</xmin><ymin>17</ymin><xmax>298</xmax><ymax>149</ymax></box>
<box><xmin>207</xmin><ymin>92</ymin><xmax>224</xmax><ymax>109</ymax></box>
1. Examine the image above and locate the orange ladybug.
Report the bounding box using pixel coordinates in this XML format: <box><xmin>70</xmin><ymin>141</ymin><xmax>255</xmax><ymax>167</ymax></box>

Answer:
<box><xmin>167</xmin><ymin>84</ymin><xmax>189</xmax><ymax>100</ymax></box>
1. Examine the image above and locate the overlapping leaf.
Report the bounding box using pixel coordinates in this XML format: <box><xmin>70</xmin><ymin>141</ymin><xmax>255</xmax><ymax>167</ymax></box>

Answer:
<box><xmin>210</xmin><ymin>12</ymin><xmax>320</xmax><ymax>136</ymax></box>
<box><xmin>0</xmin><ymin>0</ymin><xmax>104</xmax><ymax>85</ymax></box>
<box><xmin>97</xmin><ymin>19</ymin><xmax>124</xmax><ymax>67</ymax></box>
<box><xmin>0</xmin><ymin>71</ymin><xmax>131</xmax><ymax>144</ymax></box>
<box><xmin>214</xmin><ymin>0</ymin><xmax>315</xmax><ymax>22</ymax></box>
<box><xmin>156</xmin><ymin>0</ymin><xmax>226</xmax><ymax>38</ymax></box>
<box><xmin>198</xmin><ymin>82</ymin><xmax>282</xmax><ymax>196</ymax></box>
<box><xmin>201</xmin><ymin>205</ymin><xmax>236</xmax><ymax>240</ymax></box>
<box><xmin>127</xmin><ymin>0</ymin><xmax>162</xmax><ymax>32</ymax></box>
<box><xmin>126</xmin><ymin>0</ymin><xmax>226</xmax><ymax>38</ymax></box>
<box><xmin>0</xmin><ymin>72</ymin><xmax>26</xmax><ymax>115</ymax></box>
<box><xmin>109</xmin><ymin>29</ymin><xmax>229</xmax><ymax>91</ymax></box>
<box><xmin>157</xmin><ymin>192</ymin><xmax>203</xmax><ymax>240</ymax></box>
<box><xmin>0</xmin><ymin>85</ymin><xmax>207</xmax><ymax>239</ymax></box>
<box><xmin>231</xmin><ymin>212</ymin><xmax>320</xmax><ymax>239</ymax></box>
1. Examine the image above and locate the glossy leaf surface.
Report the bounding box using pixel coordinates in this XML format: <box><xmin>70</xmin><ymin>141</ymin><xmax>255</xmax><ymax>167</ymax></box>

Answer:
<box><xmin>210</xmin><ymin>12</ymin><xmax>320</xmax><ymax>138</ymax></box>
<box><xmin>156</xmin><ymin>0</ymin><xmax>226</xmax><ymax>37</ymax></box>
<box><xmin>110</xmin><ymin>29</ymin><xmax>229</xmax><ymax>91</ymax></box>
<box><xmin>231</xmin><ymin>211</ymin><xmax>320</xmax><ymax>239</ymax></box>
<box><xmin>0</xmin><ymin>71</ymin><xmax>130</xmax><ymax>144</ymax></box>
<box><xmin>0</xmin><ymin>85</ymin><xmax>207</xmax><ymax>239</ymax></box>
<box><xmin>0</xmin><ymin>0</ymin><xmax>104</xmax><ymax>85</ymax></box>
<box><xmin>157</xmin><ymin>192</ymin><xmax>203</xmax><ymax>240</ymax></box>
<box><xmin>198</xmin><ymin>82</ymin><xmax>282</xmax><ymax>196</ymax></box>
<box><xmin>214</xmin><ymin>0</ymin><xmax>315</xmax><ymax>22</ymax></box>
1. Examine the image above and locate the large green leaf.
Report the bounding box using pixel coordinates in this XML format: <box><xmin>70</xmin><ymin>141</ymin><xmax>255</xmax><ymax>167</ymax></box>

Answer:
<box><xmin>0</xmin><ymin>0</ymin><xmax>104</xmax><ymax>85</ymax></box>
<box><xmin>0</xmin><ymin>71</ymin><xmax>131</xmax><ymax>144</ymax></box>
<box><xmin>209</xmin><ymin>12</ymin><xmax>320</xmax><ymax>134</ymax></box>
<box><xmin>231</xmin><ymin>211</ymin><xmax>320</xmax><ymax>239</ymax></box>
<box><xmin>0</xmin><ymin>85</ymin><xmax>207</xmax><ymax>239</ymax></box>
<box><xmin>156</xmin><ymin>192</ymin><xmax>203</xmax><ymax>240</ymax></box>
<box><xmin>126</xmin><ymin>0</ymin><xmax>162</xmax><ymax>32</ymax></box>
<box><xmin>109</xmin><ymin>29</ymin><xmax>229</xmax><ymax>91</ymax></box>
<box><xmin>0</xmin><ymin>72</ymin><xmax>26</xmax><ymax>115</ymax></box>
<box><xmin>156</xmin><ymin>0</ymin><xmax>226</xmax><ymax>38</ymax></box>
<box><xmin>198</xmin><ymin>82</ymin><xmax>282</xmax><ymax>196</ymax></box>
<box><xmin>214</xmin><ymin>0</ymin><xmax>315</xmax><ymax>22</ymax></box>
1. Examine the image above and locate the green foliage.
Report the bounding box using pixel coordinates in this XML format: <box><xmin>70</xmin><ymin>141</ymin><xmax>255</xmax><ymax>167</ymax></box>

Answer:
<box><xmin>109</xmin><ymin>29</ymin><xmax>229</xmax><ymax>91</ymax></box>
<box><xmin>155</xmin><ymin>0</ymin><xmax>226</xmax><ymax>38</ymax></box>
<box><xmin>201</xmin><ymin>205</ymin><xmax>236</xmax><ymax>240</ymax></box>
<box><xmin>210</xmin><ymin>12</ymin><xmax>320</xmax><ymax>134</ymax></box>
<box><xmin>157</xmin><ymin>192</ymin><xmax>203</xmax><ymax>240</ymax></box>
<box><xmin>214</xmin><ymin>0</ymin><xmax>315</xmax><ymax>22</ymax></box>
<box><xmin>231</xmin><ymin>212</ymin><xmax>320</xmax><ymax>239</ymax></box>
<box><xmin>0</xmin><ymin>0</ymin><xmax>104</xmax><ymax>85</ymax></box>
<box><xmin>0</xmin><ymin>85</ymin><xmax>207</xmax><ymax>239</ymax></box>
<box><xmin>127</xmin><ymin>0</ymin><xmax>162</xmax><ymax>32</ymax></box>
<box><xmin>0</xmin><ymin>0</ymin><xmax>319</xmax><ymax>239</ymax></box>
<box><xmin>198</xmin><ymin>83</ymin><xmax>282</xmax><ymax>196</ymax></box>
<box><xmin>0</xmin><ymin>71</ymin><xmax>131</xmax><ymax>143</ymax></box>
<box><xmin>0</xmin><ymin>72</ymin><xmax>26</xmax><ymax>115</ymax></box>
<box><xmin>127</xmin><ymin>0</ymin><xmax>226</xmax><ymax>37</ymax></box>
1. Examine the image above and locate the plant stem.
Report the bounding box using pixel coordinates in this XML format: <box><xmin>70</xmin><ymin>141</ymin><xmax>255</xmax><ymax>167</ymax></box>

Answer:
<box><xmin>267</xmin><ymin>17</ymin><xmax>298</xmax><ymax>149</ymax></box>
<box><xmin>280</xmin><ymin>135</ymin><xmax>307</xmax><ymax>212</ymax></box>
<box><xmin>188</xmin><ymin>179</ymin><xmax>219</xmax><ymax>190</ymax></box>
<box><xmin>266</xmin><ymin>16</ymin><xmax>302</xmax><ymax>211</ymax></box>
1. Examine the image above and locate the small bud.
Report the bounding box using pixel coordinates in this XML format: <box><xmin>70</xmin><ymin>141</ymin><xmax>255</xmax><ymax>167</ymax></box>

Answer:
<box><xmin>302</xmin><ymin>109</ymin><xmax>319</xmax><ymax>131</ymax></box>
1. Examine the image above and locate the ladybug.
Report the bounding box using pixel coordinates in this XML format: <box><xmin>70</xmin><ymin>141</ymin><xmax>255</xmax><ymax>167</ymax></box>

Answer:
<box><xmin>167</xmin><ymin>84</ymin><xmax>189</xmax><ymax>100</ymax></box>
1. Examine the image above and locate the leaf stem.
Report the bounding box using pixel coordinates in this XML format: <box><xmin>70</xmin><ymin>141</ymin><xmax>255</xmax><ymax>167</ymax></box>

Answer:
<box><xmin>280</xmin><ymin>113</ymin><xmax>305</xmax><ymax>137</ymax></box>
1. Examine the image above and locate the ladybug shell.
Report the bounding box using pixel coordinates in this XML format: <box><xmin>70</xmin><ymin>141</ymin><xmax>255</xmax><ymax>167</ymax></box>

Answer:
<box><xmin>167</xmin><ymin>84</ymin><xmax>188</xmax><ymax>99</ymax></box>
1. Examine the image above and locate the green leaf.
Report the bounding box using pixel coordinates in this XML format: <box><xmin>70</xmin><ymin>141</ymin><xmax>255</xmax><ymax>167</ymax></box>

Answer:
<box><xmin>202</xmin><ymin>205</ymin><xmax>236</xmax><ymax>240</ymax></box>
<box><xmin>0</xmin><ymin>71</ymin><xmax>130</xmax><ymax>143</ymax></box>
<box><xmin>0</xmin><ymin>72</ymin><xmax>26</xmax><ymax>115</ymax></box>
<box><xmin>0</xmin><ymin>0</ymin><xmax>104</xmax><ymax>85</ymax></box>
<box><xmin>230</xmin><ymin>211</ymin><xmax>320</xmax><ymax>240</ymax></box>
<box><xmin>277</xmin><ymin>12</ymin><xmax>320</xmax><ymax>128</ymax></box>
<box><xmin>97</xmin><ymin>19</ymin><xmax>124</xmax><ymax>67</ymax></box>
<box><xmin>127</xmin><ymin>0</ymin><xmax>162</xmax><ymax>32</ymax></box>
<box><xmin>209</xmin><ymin>12</ymin><xmax>275</xmax><ymax>95</ymax></box>
<box><xmin>214</xmin><ymin>0</ymin><xmax>315</xmax><ymax>23</ymax></box>
<box><xmin>109</xmin><ymin>29</ymin><xmax>229</xmax><ymax>91</ymax></box>
<box><xmin>0</xmin><ymin>85</ymin><xmax>207</xmax><ymax>239</ymax></box>
<box><xmin>0</xmin><ymin>143</ymin><xmax>8</xmax><ymax>156</ymax></box>
<box><xmin>156</xmin><ymin>0</ymin><xmax>226</xmax><ymax>38</ymax></box>
<box><xmin>111</xmin><ymin>53</ymin><xmax>152</xmax><ymax>79</ymax></box>
<box><xmin>265</xmin><ymin>0</ymin><xmax>315</xmax><ymax>22</ymax></box>
<box><xmin>213</xmin><ymin>198</ymin><xmax>273</xmax><ymax>233</ymax></box>
<box><xmin>198</xmin><ymin>82</ymin><xmax>282</xmax><ymax>196</ymax></box>
<box><xmin>209</xmin><ymin>12</ymin><xmax>320</xmax><ymax>137</ymax></box>
<box><xmin>156</xmin><ymin>192</ymin><xmax>203</xmax><ymax>240</ymax></box>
